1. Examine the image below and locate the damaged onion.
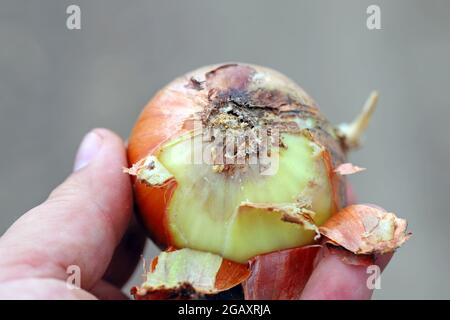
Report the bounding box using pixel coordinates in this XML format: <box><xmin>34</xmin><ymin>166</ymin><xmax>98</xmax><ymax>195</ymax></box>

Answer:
<box><xmin>126</xmin><ymin>63</ymin><xmax>410</xmax><ymax>299</ymax></box>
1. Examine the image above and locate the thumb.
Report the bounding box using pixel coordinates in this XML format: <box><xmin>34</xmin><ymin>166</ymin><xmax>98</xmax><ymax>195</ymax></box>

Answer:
<box><xmin>0</xmin><ymin>128</ymin><xmax>132</xmax><ymax>289</ymax></box>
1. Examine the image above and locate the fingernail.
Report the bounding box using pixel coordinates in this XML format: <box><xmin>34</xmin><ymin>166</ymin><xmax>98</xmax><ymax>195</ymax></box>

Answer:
<box><xmin>73</xmin><ymin>130</ymin><xmax>103</xmax><ymax>171</ymax></box>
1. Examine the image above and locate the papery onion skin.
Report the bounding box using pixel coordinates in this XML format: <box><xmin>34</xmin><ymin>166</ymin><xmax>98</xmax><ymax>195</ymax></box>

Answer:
<box><xmin>127</xmin><ymin>63</ymin><xmax>348</xmax><ymax>259</ymax></box>
<box><xmin>131</xmin><ymin>248</ymin><xmax>250</xmax><ymax>300</ymax></box>
<box><xmin>243</xmin><ymin>245</ymin><xmax>321</xmax><ymax>300</ymax></box>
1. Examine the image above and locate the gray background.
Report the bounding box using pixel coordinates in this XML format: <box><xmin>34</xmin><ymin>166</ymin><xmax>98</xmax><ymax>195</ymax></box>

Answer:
<box><xmin>1</xmin><ymin>0</ymin><xmax>449</xmax><ymax>299</ymax></box>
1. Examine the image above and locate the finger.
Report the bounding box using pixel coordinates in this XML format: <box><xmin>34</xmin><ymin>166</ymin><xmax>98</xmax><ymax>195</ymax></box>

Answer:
<box><xmin>0</xmin><ymin>128</ymin><xmax>132</xmax><ymax>290</ymax></box>
<box><xmin>300</xmin><ymin>251</ymin><xmax>393</xmax><ymax>300</ymax></box>
<box><xmin>102</xmin><ymin>216</ymin><xmax>146</xmax><ymax>288</ymax></box>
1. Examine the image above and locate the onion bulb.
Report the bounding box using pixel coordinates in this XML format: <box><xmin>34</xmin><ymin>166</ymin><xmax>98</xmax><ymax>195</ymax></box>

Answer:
<box><xmin>125</xmin><ymin>63</ymin><xmax>410</xmax><ymax>299</ymax></box>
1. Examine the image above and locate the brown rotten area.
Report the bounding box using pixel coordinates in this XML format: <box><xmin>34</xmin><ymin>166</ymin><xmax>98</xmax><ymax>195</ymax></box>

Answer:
<box><xmin>125</xmin><ymin>63</ymin><xmax>410</xmax><ymax>299</ymax></box>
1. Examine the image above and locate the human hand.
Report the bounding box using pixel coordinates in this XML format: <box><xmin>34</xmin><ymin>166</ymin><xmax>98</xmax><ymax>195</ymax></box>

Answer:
<box><xmin>0</xmin><ymin>128</ymin><xmax>145</xmax><ymax>299</ymax></box>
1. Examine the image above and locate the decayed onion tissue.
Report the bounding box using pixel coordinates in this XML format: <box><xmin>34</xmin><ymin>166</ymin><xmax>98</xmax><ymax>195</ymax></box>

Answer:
<box><xmin>125</xmin><ymin>63</ymin><xmax>411</xmax><ymax>300</ymax></box>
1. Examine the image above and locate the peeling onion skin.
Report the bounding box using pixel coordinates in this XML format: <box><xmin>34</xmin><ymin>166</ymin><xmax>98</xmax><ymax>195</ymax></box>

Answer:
<box><xmin>131</xmin><ymin>248</ymin><xmax>250</xmax><ymax>300</ymax></box>
<box><xmin>319</xmin><ymin>204</ymin><xmax>411</xmax><ymax>255</ymax></box>
<box><xmin>243</xmin><ymin>246</ymin><xmax>321</xmax><ymax>300</ymax></box>
<box><xmin>127</xmin><ymin>63</ymin><xmax>348</xmax><ymax>251</ymax></box>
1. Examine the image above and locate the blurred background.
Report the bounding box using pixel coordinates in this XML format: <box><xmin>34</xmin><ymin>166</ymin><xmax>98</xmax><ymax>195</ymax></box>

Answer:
<box><xmin>1</xmin><ymin>0</ymin><xmax>449</xmax><ymax>299</ymax></box>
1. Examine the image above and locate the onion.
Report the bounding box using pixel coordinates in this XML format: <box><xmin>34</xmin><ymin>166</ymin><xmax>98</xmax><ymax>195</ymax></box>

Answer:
<box><xmin>125</xmin><ymin>63</ymin><xmax>410</xmax><ymax>299</ymax></box>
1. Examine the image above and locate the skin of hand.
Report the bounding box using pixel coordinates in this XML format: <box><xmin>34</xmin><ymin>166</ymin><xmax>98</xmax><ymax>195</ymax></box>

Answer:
<box><xmin>0</xmin><ymin>128</ymin><xmax>392</xmax><ymax>300</ymax></box>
